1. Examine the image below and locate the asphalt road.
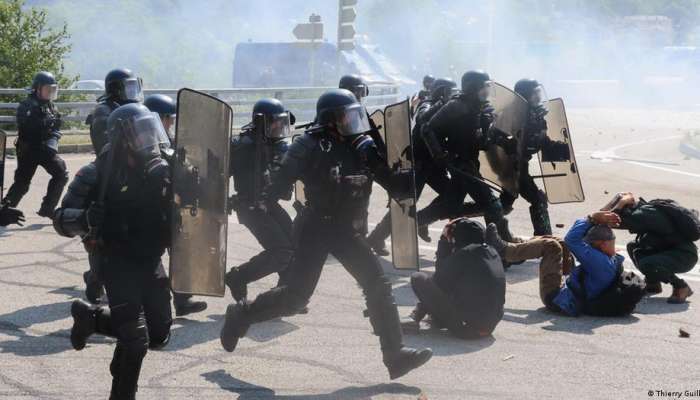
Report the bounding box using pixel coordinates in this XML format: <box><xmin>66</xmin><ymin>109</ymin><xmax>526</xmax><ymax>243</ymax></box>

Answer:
<box><xmin>0</xmin><ymin>107</ymin><xmax>699</xmax><ymax>399</ymax></box>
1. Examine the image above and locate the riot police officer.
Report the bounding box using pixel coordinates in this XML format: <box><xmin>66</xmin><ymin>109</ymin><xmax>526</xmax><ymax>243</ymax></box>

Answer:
<box><xmin>224</xmin><ymin>98</ymin><xmax>296</xmax><ymax>302</ymax></box>
<box><xmin>144</xmin><ymin>94</ymin><xmax>208</xmax><ymax>316</ymax></box>
<box><xmin>411</xmin><ymin>74</ymin><xmax>436</xmax><ymax>114</ymax></box>
<box><xmin>220</xmin><ymin>89</ymin><xmax>432</xmax><ymax>380</ymax></box>
<box><xmin>366</xmin><ymin>78</ymin><xmax>457</xmax><ymax>255</ymax></box>
<box><xmin>81</xmin><ymin>69</ymin><xmax>144</xmax><ymax>305</ymax></box>
<box><xmin>54</xmin><ymin>103</ymin><xmax>173</xmax><ymax>400</ymax></box>
<box><xmin>88</xmin><ymin>68</ymin><xmax>144</xmax><ymax>154</ymax></box>
<box><xmin>3</xmin><ymin>72</ymin><xmax>68</xmax><ymax>218</ymax></box>
<box><xmin>417</xmin><ymin>70</ymin><xmax>517</xmax><ymax>242</ymax></box>
<box><xmin>499</xmin><ymin>79</ymin><xmax>569</xmax><ymax>236</ymax></box>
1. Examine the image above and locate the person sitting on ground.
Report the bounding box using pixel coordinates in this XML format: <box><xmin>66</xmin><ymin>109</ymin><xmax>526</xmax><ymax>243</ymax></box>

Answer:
<box><xmin>485</xmin><ymin>211</ymin><xmax>645</xmax><ymax>317</ymax></box>
<box><xmin>604</xmin><ymin>192</ymin><xmax>698</xmax><ymax>304</ymax></box>
<box><xmin>406</xmin><ymin>218</ymin><xmax>505</xmax><ymax>338</ymax></box>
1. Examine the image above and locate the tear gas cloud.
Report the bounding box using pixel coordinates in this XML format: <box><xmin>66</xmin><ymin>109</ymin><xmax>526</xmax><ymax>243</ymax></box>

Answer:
<box><xmin>33</xmin><ymin>0</ymin><xmax>700</xmax><ymax>108</ymax></box>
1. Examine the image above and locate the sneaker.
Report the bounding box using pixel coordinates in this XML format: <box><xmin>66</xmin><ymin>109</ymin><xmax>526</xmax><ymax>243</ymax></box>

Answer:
<box><xmin>668</xmin><ymin>286</ymin><xmax>694</xmax><ymax>304</ymax></box>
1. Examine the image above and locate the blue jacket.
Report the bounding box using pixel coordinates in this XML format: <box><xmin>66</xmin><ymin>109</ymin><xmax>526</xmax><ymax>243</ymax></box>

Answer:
<box><xmin>553</xmin><ymin>218</ymin><xmax>623</xmax><ymax>316</ymax></box>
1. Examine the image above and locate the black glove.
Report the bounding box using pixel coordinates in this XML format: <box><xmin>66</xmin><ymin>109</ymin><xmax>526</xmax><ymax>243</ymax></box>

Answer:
<box><xmin>43</xmin><ymin>136</ymin><xmax>59</xmax><ymax>155</ymax></box>
<box><xmin>0</xmin><ymin>207</ymin><xmax>25</xmax><ymax>227</ymax></box>
<box><xmin>86</xmin><ymin>202</ymin><xmax>105</xmax><ymax>229</ymax></box>
<box><xmin>433</xmin><ymin>151</ymin><xmax>451</xmax><ymax>169</ymax></box>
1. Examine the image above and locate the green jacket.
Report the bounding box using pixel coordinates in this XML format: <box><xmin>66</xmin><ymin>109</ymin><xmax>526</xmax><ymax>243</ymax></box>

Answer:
<box><xmin>618</xmin><ymin>201</ymin><xmax>698</xmax><ymax>254</ymax></box>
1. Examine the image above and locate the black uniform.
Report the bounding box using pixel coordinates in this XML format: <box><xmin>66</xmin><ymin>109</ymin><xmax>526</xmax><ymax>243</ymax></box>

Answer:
<box><xmin>417</xmin><ymin>95</ymin><xmax>507</xmax><ymax>229</ymax></box>
<box><xmin>225</xmin><ymin>129</ymin><xmax>294</xmax><ymax>301</ymax></box>
<box><xmin>87</xmin><ymin>99</ymin><xmax>121</xmax><ymax>155</ymax></box>
<box><xmin>54</xmin><ymin>103</ymin><xmax>173</xmax><ymax>400</ymax></box>
<box><xmin>499</xmin><ymin>105</ymin><xmax>568</xmax><ymax>236</ymax></box>
<box><xmin>4</xmin><ymin>93</ymin><xmax>68</xmax><ymax>213</ymax></box>
<box><xmin>366</xmin><ymin>98</ymin><xmax>451</xmax><ymax>247</ymax></box>
<box><xmin>221</xmin><ymin>128</ymin><xmax>431</xmax><ymax>378</ymax></box>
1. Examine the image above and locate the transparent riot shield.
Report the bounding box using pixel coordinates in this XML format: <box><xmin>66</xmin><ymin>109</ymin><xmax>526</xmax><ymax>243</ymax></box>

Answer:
<box><xmin>539</xmin><ymin>98</ymin><xmax>585</xmax><ymax>203</ymax></box>
<box><xmin>478</xmin><ymin>83</ymin><xmax>528</xmax><ymax>196</ymax></box>
<box><xmin>0</xmin><ymin>130</ymin><xmax>5</xmax><ymax>201</ymax></box>
<box><xmin>170</xmin><ymin>89</ymin><xmax>233</xmax><ymax>297</ymax></box>
<box><xmin>384</xmin><ymin>99</ymin><xmax>419</xmax><ymax>270</ymax></box>
<box><xmin>370</xmin><ymin>109</ymin><xmax>385</xmax><ymax>145</ymax></box>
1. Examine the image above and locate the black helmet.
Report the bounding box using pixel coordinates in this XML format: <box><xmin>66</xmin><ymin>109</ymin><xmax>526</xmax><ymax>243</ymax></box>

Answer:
<box><xmin>316</xmin><ymin>89</ymin><xmax>370</xmax><ymax>137</ymax></box>
<box><xmin>461</xmin><ymin>70</ymin><xmax>491</xmax><ymax>98</ymax></box>
<box><xmin>144</xmin><ymin>94</ymin><xmax>176</xmax><ymax>116</ymax></box>
<box><xmin>31</xmin><ymin>71</ymin><xmax>58</xmax><ymax>100</ymax></box>
<box><xmin>106</xmin><ymin>103</ymin><xmax>169</xmax><ymax>162</ymax></box>
<box><xmin>430</xmin><ymin>78</ymin><xmax>457</xmax><ymax>102</ymax></box>
<box><xmin>338</xmin><ymin>74</ymin><xmax>369</xmax><ymax>101</ymax></box>
<box><xmin>423</xmin><ymin>74</ymin><xmax>436</xmax><ymax>90</ymax></box>
<box><xmin>514</xmin><ymin>78</ymin><xmax>546</xmax><ymax>105</ymax></box>
<box><xmin>251</xmin><ymin>98</ymin><xmax>293</xmax><ymax>139</ymax></box>
<box><xmin>104</xmin><ymin>68</ymin><xmax>143</xmax><ymax>103</ymax></box>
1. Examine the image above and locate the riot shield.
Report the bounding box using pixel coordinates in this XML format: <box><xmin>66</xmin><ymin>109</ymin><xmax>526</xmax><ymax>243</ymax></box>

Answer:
<box><xmin>539</xmin><ymin>98</ymin><xmax>585</xmax><ymax>203</ymax></box>
<box><xmin>0</xmin><ymin>130</ymin><xmax>5</xmax><ymax>201</ymax></box>
<box><xmin>170</xmin><ymin>89</ymin><xmax>232</xmax><ymax>297</ymax></box>
<box><xmin>369</xmin><ymin>109</ymin><xmax>385</xmax><ymax>145</ymax></box>
<box><xmin>478</xmin><ymin>83</ymin><xmax>528</xmax><ymax>196</ymax></box>
<box><xmin>383</xmin><ymin>99</ymin><xmax>419</xmax><ymax>270</ymax></box>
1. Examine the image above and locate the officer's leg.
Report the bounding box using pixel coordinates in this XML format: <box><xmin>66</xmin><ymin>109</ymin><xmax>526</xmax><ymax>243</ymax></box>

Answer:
<box><xmin>3</xmin><ymin>148</ymin><xmax>39</xmax><ymax>207</ymax></box>
<box><xmin>220</xmin><ymin>218</ymin><xmax>328</xmax><ymax>352</ymax></box>
<box><xmin>331</xmin><ymin>233</ymin><xmax>432</xmax><ymax>380</ymax></box>
<box><xmin>366</xmin><ymin>210</ymin><xmax>392</xmax><ymax>253</ymax></box>
<box><xmin>519</xmin><ymin>174</ymin><xmax>551</xmax><ymax>236</ymax></box>
<box><xmin>226</xmin><ymin>206</ymin><xmax>294</xmax><ymax>301</ymax></box>
<box><xmin>101</xmin><ymin>259</ymin><xmax>149</xmax><ymax>400</ymax></box>
<box><xmin>466</xmin><ymin>178</ymin><xmax>517</xmax><ymax>242</ymax></box>
<box><xmin>38</xmin><ymin>152</ymin><xmax>69</xmax><ymax>214</ymax></box>
<box><xmin>84</xmin><ymin>252</ymin><xmax>105</xmax><ymax>304</ymax></box>
<box><xmin>143</xmin><ymin>263</ymin><xmax>173</xmax><ymax>349</ymax></box>
<box><xmin>417</xmin><ymin>177</ymin><xmax>468</xmax><ymax>226</ymax></box>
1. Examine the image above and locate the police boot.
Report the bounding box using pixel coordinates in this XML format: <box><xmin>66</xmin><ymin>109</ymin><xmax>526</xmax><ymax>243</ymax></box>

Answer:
<box><xmin>71</xmin><ymin>299</ymin><xmax>104</xmax><ymax>350</ymax></box>
<box><xmin>37</xmin><ymin>205</ymin><xmax>55</xmax><ymax>219</ymax></box>
<box><xmin>366</xmin><ymin>232</ymin><xmax>390</xmax><ymax>256</ymax></box>
<box><xmin>529</xmin><ymin>204</ymin><xmax>552</xmax><ymax>236</ymax></box>
<box><xmin>220</xmin><ymin>302</ymin><xmax>251</xmax><ymax>352</ymax></box>
<box><xmin>225</xmin><ymin>267</ymin><xmax>248</xmax><ymax>302</ymax></box>
<box><xmin>83</xmin><ymin>270</ymin><xmax>104</xmax><ymax>304</ymax></box>
<box><xmin>365</xmin><ymin>278</ymin><xmax>432</xmax><ymax>380</ymax></box>
<box><xmin>174</xmin><ymin>293</ymin><xmax>208</xmax><ymax>317</ymax></box>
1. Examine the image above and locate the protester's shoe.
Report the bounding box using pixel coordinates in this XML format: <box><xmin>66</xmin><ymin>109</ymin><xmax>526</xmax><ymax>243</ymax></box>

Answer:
<box><xmin>175</xmin><ymin>298</ymin><xmax>208</xmax><ymax>317</ymax></box>
<box><xmin>384</xmin><ymin>347</ymin><xmax>433</xmax><ymax>380</ymax></box>
<box><xmin>485</xmin><ymin>223</ymin><xmax>508</xmax><ymax>257</ymax></box>
<box><xmin>70</xmin><ymin>299</ymin><xmax>96</xmax><ymax>351</ymax></box>
<box><xmin>409</xmin><ymin>303</ymin><xmax>427</xmax><ymax>323</ymax></box>
<box><xmin>668</xmin><ymin>286</ymin><xmax>694</xmax><ymax>304</ymax></box>
<box><xmin>418</xmin><ymin>225</ymin><xmax>431</xmax><ymax>243</ymax></box>
<box><xmin>225</xmin><ymin>268</ymin><xmax>248</xmax><ymax>302</ymax></box>
<box><xmin>645</xmin><ymin>281</ymin><xmax>663</xmax><ymax>295</ymax></box>
<box><xmin>220</xmin><ymin>303</ymin><xmax>250</xmax><ymax>352</ymax></box>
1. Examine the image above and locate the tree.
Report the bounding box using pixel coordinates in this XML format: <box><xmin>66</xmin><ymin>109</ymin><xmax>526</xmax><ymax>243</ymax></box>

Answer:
<box><xmin>0</xmin><ymin>0</ymin><xmax>75</xmax><ymax>89</ymax></box>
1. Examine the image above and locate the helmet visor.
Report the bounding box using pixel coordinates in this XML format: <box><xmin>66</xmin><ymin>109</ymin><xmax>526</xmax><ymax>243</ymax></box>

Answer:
<box><xmin>349</xmin><ymin>84</ymin><xmax>369</xmax><ymax>101</ymax></box>
<box><xmin>119</xmin><ymin>112</ymin><xmax>170</xmax><ymax>153</ymax></box>
<box><xmin>529</xmin><ymin>85</ymin><xmax>548</xmax><ymax>107</ymax></box>
<box><xmin>43</xmin><ymin>84</ymin><xmax>59</xmax><ymax>101</ymax></box>
<box><xmin>263</xmin><ymin>112</ymin><xmax>292</xmax><ymax>139</ymax></box>
<box><xmin>333</xmin><ymin>104</ymin><xmax>371</xmax><ymax>136</ymax></box>
<box><xmin>478</xmin><ymin>81</ymin><xmax>493</xmax><ymax>102</ymax></box>
<box><xmin>123</xmin><ymin>78</ymin><xmax>144</xmax><ymax>102</ymax></box>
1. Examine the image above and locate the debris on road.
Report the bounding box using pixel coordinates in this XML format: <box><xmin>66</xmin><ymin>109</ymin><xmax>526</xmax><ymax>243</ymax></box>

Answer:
<box><xmin>679</xmin><ymin>328</ymin><xmax>690</xmax><ymax>338</ymax></box>
<box><xmin>503</xmin><ymin>354</ymin><xmax>515</xmax><ymax>361</ymax></box>
<box><xmin>556</xmin><ymin>224</ymin><xmax>565</xmax><ymax>228</ymax></box>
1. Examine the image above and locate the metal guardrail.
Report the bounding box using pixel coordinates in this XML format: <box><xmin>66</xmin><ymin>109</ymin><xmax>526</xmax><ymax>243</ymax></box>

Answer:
<box><xmin>0</xmin><ymin>86</ymin><xmax>402</xmax><ymax>132</ymax></box>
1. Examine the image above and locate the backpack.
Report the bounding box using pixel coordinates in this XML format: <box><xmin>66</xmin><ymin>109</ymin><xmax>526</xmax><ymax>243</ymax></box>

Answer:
<box><xmin>573</xmin><ymin>265</ymin><xmax>644</xmax><ymax>317</ymax></box>
<box><xmin>645</xmin><ymin>198</ymin><xmax>700</xmax><ymax>242</ymax></box>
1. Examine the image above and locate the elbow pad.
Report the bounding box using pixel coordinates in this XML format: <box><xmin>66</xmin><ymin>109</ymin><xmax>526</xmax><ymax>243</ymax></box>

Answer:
<box><xmin>53</xmin><ymin>208</ymin><xmax>88</xmax><ymax>238</ymax></box>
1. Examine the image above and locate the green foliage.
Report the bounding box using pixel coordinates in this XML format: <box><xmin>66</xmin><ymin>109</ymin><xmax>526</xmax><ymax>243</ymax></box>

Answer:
<box><xmin>0</xmin><ymin>0</ymin><xmax>76</xmax><ymax>89</ymax></box>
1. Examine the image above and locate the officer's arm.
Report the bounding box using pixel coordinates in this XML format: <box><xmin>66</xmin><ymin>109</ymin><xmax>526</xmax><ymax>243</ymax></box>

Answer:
<box><xmin>89</xmin><ymin>105</ymin><xmax>111</xmax><ymax>152</ymax></box>
<box><xmin>266</xmin><ymin>134</ymin><xmax>313</xmax><ymax>200</ymax></box>
<box><xmin>53</xmin><ymin>163</ymin><xmax>98</xmax><ymax>237</ymax></box>
<box><xmin>351</xmin><ymin>134</ymin><xmax>411</xmax><ymax>198</ymax></box>
<box><xmin>15</xmin><ymin>101</ymin><xmax>41</xmax><ymax>134</ymax></box>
